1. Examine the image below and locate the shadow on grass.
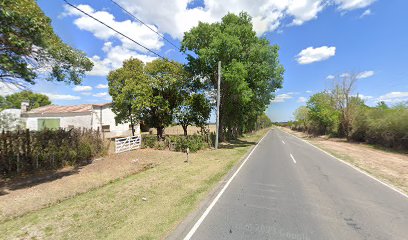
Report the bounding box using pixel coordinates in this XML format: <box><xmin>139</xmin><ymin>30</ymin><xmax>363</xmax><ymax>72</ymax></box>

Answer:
<box><xmin>0</xmin><ymin>166</ymin><xmax>83</xmax><ymax>195</ymax></box>
<box><xmin>219</xmin><ymin>139</ymin><xmax>257</xmax><ymax>149</ymax></box>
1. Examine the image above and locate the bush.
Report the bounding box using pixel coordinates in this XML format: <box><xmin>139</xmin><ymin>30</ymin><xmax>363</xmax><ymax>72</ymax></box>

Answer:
<box><xmin>0</xmin><ymin>128</ymin><xmax>107</xmax><ymax>176</ymax></box>
<box><xmin>141</xmin><ymin>134</ymin><xmax>213</xmax><ymax>153</ymax></box>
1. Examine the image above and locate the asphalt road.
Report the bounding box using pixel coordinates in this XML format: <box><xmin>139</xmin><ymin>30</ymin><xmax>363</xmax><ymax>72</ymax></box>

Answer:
<box><xmin>183</xmin><ymin>128</ymin><xmax>408</xmax><ymax>240</ymax></box>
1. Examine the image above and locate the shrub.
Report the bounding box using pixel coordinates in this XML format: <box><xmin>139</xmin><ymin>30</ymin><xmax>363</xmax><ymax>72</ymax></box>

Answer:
<box><xmin>0</xmin><ymin>128</ymin><xmax>107</xmax><ymax>176</ymax></box>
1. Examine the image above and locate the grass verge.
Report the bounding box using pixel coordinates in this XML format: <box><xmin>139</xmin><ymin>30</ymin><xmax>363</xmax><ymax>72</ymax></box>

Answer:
<box><xmin>0</xmin><ymin>128</ymin><xmax>269</xmax><ymax>240</ymax></box>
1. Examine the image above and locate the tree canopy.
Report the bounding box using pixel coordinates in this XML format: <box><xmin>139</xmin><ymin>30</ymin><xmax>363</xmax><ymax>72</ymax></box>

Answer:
<box><xmin>181</xmin><ymin>12</ymin><xmax>284</xmax><ymax>140</ymax></box>
<box><xmin>0</xmin><ymin>0</ymin><xmax>93</xmax><ymax>86</ymax></box>
<box><xmin>1</xmin><ymin>90</ymin><xmax>51</xmax><ymax>110</ymax></box>
<box><xmin>108</xmin><ymin>58</ymin><xmax>192</xmax><ymax>139</ymax></box>
<box><xmin>108</xmin><ymin>58</ymin><xmax>149</xmax><ymax>136</ymax></box>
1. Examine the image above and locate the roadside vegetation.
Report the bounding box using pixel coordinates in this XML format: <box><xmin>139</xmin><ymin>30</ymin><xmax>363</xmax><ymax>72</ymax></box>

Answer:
<box><xmin>0</xmin><ymin>128</ymin><xmax>269</xmax><ymax>239</ymax></box>
<box><xmin>288</xmin><ymin>73</ymin><xmax>408</xmax><ymax>150</ymax></box>
<box><xmin>0</xmin><ymin>128</ymin><xmax>106</xmax><ymax>175</ymax></box>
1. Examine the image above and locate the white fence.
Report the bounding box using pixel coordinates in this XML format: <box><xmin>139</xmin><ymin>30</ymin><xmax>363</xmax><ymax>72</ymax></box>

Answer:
<box><xmin>115</xmin><ymin>135</ymin><xmax>141</xmax><ymax>153</ymax></box>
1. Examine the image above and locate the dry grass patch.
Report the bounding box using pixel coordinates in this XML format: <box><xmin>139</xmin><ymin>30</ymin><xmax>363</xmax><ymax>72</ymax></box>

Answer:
<box><xmin>279</xmin><ymin>127</ymin><xmax>408</xmax><ymax>194</ymax></box>
<box><xmin>0</xmin><ymin>129</ymin><xmax>269</xmax><ymax>240</ymax></box>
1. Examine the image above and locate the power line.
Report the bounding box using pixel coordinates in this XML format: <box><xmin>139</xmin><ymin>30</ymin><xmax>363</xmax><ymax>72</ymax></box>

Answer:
<box><xmin>63</xmin><ymin>0</ymin><xmax>167</xmax><ymax>60</ymax></box>
<box><xmin>108</xmin><ymin>0</ymin><xmax>181</xmax><ymax>51</ymax></box>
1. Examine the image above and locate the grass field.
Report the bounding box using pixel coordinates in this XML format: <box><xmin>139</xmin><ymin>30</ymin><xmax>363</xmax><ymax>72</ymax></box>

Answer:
<box><xmin>0</xmin><ymin>128</ymin><xmax>269</xmax><ymax>240</ymax></box>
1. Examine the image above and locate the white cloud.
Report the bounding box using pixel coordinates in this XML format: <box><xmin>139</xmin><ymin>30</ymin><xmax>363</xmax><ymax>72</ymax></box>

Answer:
<box><xmin>62</xmin><ymin>4</ymin><xmax>164</xmax><ymax>52</ymax></box>
<box><xmin>96</xmin><ymin>84</ymin><xmax>108</xmax><ymax>89</ymax></box>
<box><xmin>306</xmin><ymin>90</ymin><xmax>313</xmax><ymax>93</ymax></box>
<box><xmin>297</xmin><ymin>96</ymin><xmax>307</xmax><ymax>103</ymax></box>
<box><xmin>0</xmin><ymin>82</ymin><xmax>20</xmax><ymax>96</ymax></box>
<box><xmin>356</xmin><ymin>70</ymin><xmax>374</xmax><ymax>79</ymax></box>
<box><xmin>377</xmin><ymin>92</ymin><xmax>408</xmax><ymax>104</ymax></box>
<box><xmin>355</xmin><ymin>94</ymin><xmax>373</xmax><ymax>100</ymax></box>
<box><xmin>335</xmin><ymin>0</ymin><xmax>376</xmax><ymax>11</ymax></box>
<box><xmin>73</xmin><ymin>85</ymin><xmax>93</xmax><ymax>92</ymax></box>
<box><xmin>43</xmin><ymin>93</ymin><xmax>80</xmax><ymax>101</ymax></box>
<box><xmin>360</xmin><ymin>9</ymin><xmax>372</xmax><ymax>18</ymax></box>
<box><xmin>113</xmin><ymin>0</ymin><xmax>366</xmax><ymax>39</ymax></box>
<box><xmin>340</xmin><ymin>72</ymin><xmax>350</xmax><ymax>78</ymax></box>
<box><xmin>271</xmin><ymin>93</ymin><xmax>294</xmax><ymax>103</ymax></box>
<box><xmin>326</xmin><ymin>75</ymin><xmax>335</xmax><ymax>80</ymax></box>
<box><xmin>296</xmin><ymin>46</ymin><xmax>336</xmax><ymax>64</ymax></box>
<box><xmin>93</xmin><ymin>92</ymin><xmax>108</xmax><ymax>98</ymax></box>
<box><xmin>80</xmin><ymin>92</ymin><xmax>92</xmax><ymax>96</ymax></box>
<box><xmin>88</xmin><ymin>43</ymin><xmax>157</xmax><ymax>76</ymax></box>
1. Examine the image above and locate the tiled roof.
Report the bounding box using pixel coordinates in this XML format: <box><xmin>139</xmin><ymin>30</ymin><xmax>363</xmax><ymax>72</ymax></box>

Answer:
<box><xmin>26</xmin><ymin>103</ymin><xmax>111</xmax><ymax>114</ymax></box>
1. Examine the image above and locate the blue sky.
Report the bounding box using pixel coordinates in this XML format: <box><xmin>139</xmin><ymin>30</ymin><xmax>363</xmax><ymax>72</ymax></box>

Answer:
<box><xmin>3</xmin><ymin>0</ymin><xmax>407</xmax><ymax>122</ymax></box>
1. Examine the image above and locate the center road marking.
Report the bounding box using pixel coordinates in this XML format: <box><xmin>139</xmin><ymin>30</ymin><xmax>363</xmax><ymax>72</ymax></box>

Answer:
<box><xmin>290</xmin><ymin>153</ymin><xmax>296</xmax><ymax>163</ymax></box>
<box><xmin>282</xmin><ymin>140</ymin><xmax>285</xmax><ymax>144</ymax></box>
<box><xmin>183</xmin><ymin>130</ymin><xmax>270</xmax><ymax>240</ymax></box>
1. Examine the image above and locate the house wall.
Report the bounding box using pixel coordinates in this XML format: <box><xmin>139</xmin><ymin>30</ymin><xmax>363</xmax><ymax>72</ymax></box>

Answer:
<box><xmin>25</xmin><ymin>114</ymin><xmax>92</xmax><ymax>131</ymax></box>
<box><xmin>92</xmin><ymin>106</ymin><xmax>140</xmax><ymax>138</ymax></box>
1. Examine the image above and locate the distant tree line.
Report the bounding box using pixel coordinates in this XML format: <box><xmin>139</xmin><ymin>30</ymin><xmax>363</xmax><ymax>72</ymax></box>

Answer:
<box><xmin>291</xmin><ymin>73</ymin><xmax>408</xmax><ymax>150</ymax></box>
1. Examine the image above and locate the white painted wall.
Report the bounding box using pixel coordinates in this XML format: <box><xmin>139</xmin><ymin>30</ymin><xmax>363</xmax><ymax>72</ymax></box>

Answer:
<box><xmin>92</xmin><ymin>106</ymin><xmax>140</xmax><ymax>137</ymax></box>
<box><xmin>23</xmin><ymin>105</ymin><xmax>139</xmax><ymax>138</ymax></box>
<box><xmin>25</xmin><ymin>114</ymin><xmax>92</xmax><ymax>131</ymax></box>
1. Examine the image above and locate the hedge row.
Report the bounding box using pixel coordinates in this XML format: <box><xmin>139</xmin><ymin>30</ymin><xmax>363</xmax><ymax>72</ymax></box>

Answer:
<box><xmin>141</xmin><ymin>133</ymin><xmax>215</xmax><ymax>152</ymax></box>
<box><xmin>0</xmin><ymin>128</ymin><xmax>106</xmax><ymax>175</ymax></box>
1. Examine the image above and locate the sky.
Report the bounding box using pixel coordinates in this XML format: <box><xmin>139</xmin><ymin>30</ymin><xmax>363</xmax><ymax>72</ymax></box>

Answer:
<box><xmin>2</xmin><ymin>0</ymin><xmax>408</xmax><ymax>122</ymax></box>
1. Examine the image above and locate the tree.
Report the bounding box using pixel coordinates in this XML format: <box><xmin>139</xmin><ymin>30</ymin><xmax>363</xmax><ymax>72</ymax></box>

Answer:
<box><xmin>4</xmin><ymin>90</ymin><xmax>51</xmax><ymax>109</ymax></box>
<box><xmin>0</xmin><ymin>0</ymin><xmax>93</xmax><ymax>86</ymax></box>
<box><xmin>293</xmin><ymin>106</ymin><xmax>310</xmax><ymax>131</ymax></box>
<box><xmin>108</xmin><ymin>58</ymin><xmax>150</xmax><ymax>136</ymax></box>
<box><xmin>376</xmin><ymin>101</ymin><xmax>389</xmax><ymax>109</ymax></box>
<box><xmin>181</xmin><ymin>12</ymin><xmax>283</xmax><ymax>140</ymax></box>
<box><xmin>330</xmin><ymin>73</ymin><xmax>361</xmax><ymax>139</ymax></box>
<box><xmin>143</xmin><ymin>59</ymin><xmax>189</xmax><ymax>139</ymax></box>
<box><xmin>307</xmin><ymin>92</ymin><xmax>339</xmax><ymax>135</ymax></box>
<box><xmin>175</xmin><ymin>93</ymin><xmax>211</xmax><ymax>136</ymax></box>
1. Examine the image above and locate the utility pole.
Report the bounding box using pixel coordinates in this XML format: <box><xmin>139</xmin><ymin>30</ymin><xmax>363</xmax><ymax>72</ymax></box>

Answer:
<box><xmin>215</xmin><ymin>61</ymin><xmax>221</xmax><ymax>149</ymax></box>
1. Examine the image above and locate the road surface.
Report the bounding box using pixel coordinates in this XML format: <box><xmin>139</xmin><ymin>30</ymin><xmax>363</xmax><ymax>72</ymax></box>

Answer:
<box><xmin>181</xmin><ymin>128</ymin><xmax>408</xmax><ymax>240</ymax></box>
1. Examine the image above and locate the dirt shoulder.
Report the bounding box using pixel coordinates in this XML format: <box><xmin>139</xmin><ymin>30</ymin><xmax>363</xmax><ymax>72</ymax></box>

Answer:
<box><xmin>278</xmin><ymin>127</ymin><xmax>408</xmax><ymax>194</ymax></box>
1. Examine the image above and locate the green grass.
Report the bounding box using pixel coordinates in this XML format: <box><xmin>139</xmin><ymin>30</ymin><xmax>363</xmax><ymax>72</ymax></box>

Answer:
<box><xmin>0</xmin><ymin>129</ymin><xmax>269</xmax><ymax>240</ymax></box>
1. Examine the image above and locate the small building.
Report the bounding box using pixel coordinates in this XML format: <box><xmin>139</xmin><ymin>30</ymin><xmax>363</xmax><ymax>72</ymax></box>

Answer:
<box><xmin>21</xmin><ymin>102</ymin><xmax>139</xmax><ymax>138</ymax></box>
<box><xmin>0</xmin><ymin>108</ymin><xmax>23</xmax><ymax>131</ymax></box>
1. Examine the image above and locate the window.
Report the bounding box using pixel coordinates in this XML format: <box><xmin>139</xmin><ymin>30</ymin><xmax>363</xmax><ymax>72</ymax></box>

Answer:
<box><xmin>38</xmin><ymin>119</ymin><xmax>60</xmax><ymax>130</ymax></box>
<box><xmin>102</xmin><ymin>125</ymin><xmax>110</xmax><ymax>132</ymax></box>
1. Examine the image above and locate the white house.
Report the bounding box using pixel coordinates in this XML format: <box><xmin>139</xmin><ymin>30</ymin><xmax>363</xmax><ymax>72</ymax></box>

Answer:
<box><xmin>0</xmin><ymin>108</ymin><xmax>23</xmax><ymax>131</ymax></box>
<box><xmin>21</xmin><ymin>102</ymin><xmax>139</xmax><ymax>138</ymax></box>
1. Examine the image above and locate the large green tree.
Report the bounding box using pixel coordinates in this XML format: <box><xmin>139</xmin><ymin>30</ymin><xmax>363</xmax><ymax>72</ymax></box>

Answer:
<box><xmin>181</xmin><ymin>12</ymin><xmax>284</xmax><ymax>140</ymax></box>
<box><xmin>307</xmin><ymin>92</ymin><xmax>340</xmax><ymax>135</ymax></box>
<box><xmin>144</xmin><ymin>59</ymin><xmax>189</xmax><ymax>139</ymax></box>
<box><xmin>4</xmin><ymin>90</ymin><xmax>51</xmax><ymax>109</ymax></box>
<box><xmin>175</xmin><ymin>93</ymin><xmax>211</xmax><ymax>136</ymax></box>
<box><xmin>0</xmin><ymin>0</ymin><xmax>93</xmax><ymax>86</ymax></box>
<box><xmin>108</xmin><ymin>58</ymin><xmax>150</xmax><ymax>136</ymax></box>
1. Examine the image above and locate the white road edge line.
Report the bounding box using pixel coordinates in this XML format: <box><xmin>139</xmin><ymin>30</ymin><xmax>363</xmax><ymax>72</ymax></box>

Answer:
<box><xmin>183</xmin><ymin>130</ymin><xmax>270</xmax><ymax>240</ymax></box>
<box><xmin>290</xmin><ymin>153</ymin><xmax>296</xmax><ymax>163</ymax></box>
<box><xmin>277</xmin><ymin>128</ymin><xmax>408</xmax><ymax>199</ymax></box>
<box><xmin>282</xmin><ymin>140</ymin><xmax>285</xmax><ymax>144</ymax></box>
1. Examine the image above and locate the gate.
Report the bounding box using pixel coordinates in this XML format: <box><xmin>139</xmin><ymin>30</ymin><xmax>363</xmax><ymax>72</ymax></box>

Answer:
<box><xmin>115</xmin><ymin>135</ymin><xmax>141</xmax><ymax>153</ymax></box>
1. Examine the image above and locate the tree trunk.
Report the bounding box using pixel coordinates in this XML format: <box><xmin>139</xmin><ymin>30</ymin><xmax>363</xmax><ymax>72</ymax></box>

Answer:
<box><xmin>130</xmin><ymin>115</ymin><xmax>135</xmax><ymax>136</ymax></box>
<box><xmin>157</xmin><ymin>126</ymin><xmax>164</xmax><ymax>140</ymax></box>
<box><xmin>182</xmin><ymin>124</ymin><xmax>188</xmax><ymax>136</ymax></box>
